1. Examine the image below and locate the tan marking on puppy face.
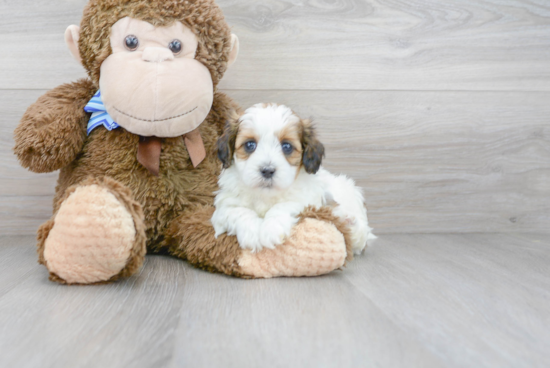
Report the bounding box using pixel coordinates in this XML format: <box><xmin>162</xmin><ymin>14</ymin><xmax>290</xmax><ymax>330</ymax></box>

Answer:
<box><xmin>278</xmin><ymin>120</ymin><xmax>303</xmax><ymax>167</ymax></box>
<box><xmin>235</xmin><ymin>126</ymin><xmax>259</xmax><ymax>161</ymax></box>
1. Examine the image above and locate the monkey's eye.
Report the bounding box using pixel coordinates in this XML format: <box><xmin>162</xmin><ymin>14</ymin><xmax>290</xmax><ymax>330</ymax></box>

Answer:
<box><xmin>244</xmin><ymin>140</ymin><xmax>257</xmax><ymax>153</ymax></box>
<box><xmin>124</xmin><ymin>35</ymin><xmax>139</xmax><ymax>51</ymax></box>
<box><xmin>169</xmin><ymin>39</ymin><xmax>183</xmax><ymax>54</ymax></box>
<box><xmin>281</xmin><ymin>142</ymin><xmax>294</xmax><ymax>155</ymax></box>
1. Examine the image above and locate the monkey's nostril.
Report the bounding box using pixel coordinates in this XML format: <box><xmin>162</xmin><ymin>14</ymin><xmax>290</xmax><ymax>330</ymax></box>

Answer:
<box><xmin>142</xmin><ymin>47</ymin><xmax>175</xmax><ymax>63</ymax></box>
<box><xmin>260</xmin><ymin>167</ymin><xmax>276</xmax><ymax>179</ymax></box>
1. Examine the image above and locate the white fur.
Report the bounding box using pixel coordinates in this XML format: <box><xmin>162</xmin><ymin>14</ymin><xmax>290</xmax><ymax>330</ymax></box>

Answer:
<box><xmin>211</xmin><ymin>103</ymin><xmax>376</xmax><ymax>253</ymax></box>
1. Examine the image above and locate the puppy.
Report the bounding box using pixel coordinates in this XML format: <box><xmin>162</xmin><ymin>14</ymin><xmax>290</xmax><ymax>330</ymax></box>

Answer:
<box><xmin>211</xmin><ymin>103</ymin><xmax>376</xmax><ymax>253</ymax></box>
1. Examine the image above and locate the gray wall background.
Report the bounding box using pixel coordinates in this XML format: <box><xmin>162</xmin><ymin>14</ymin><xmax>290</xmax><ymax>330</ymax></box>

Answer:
<box><xmin>1</xmin><ymin>0</ymin><xmax>549</xmax><ymax>235</ymax></box>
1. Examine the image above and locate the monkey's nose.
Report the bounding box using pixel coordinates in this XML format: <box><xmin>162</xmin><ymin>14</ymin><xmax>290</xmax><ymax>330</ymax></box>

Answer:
<box><xmin>260</xmin><ymin>167</ymin><xmax>276</xmax><ymax>179</ymax></box>
<box><xmin>142</xmin><ymin>47</ymin><xmax>175</xmax><ymax>63</ymax></box>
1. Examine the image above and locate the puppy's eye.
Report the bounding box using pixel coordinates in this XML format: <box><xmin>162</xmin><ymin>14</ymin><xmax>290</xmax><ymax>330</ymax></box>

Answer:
<box><xmin>244</xmin><ymin>141</ymin><xmax>257</xmax><ymax>153</ymax></box>
<box><xmin>169</xmin><ymin>39</ymin><xmax>183</xmax><ymax>54</ymax></box>
<box><xmin>281</xmin><ymin>142</ymin><xmax>294</xmax><ymax>155</ymax></box>
<box><xmin>124</xmin><ymin>35</ymin><xmax>139</xmax><ymax>51</ymax></box>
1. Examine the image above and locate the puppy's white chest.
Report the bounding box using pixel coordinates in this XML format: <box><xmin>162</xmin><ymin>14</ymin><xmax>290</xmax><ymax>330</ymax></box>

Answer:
<box><xmin>250</xmin><ymin>197</ymin><xmax>279</xmax><ymax>218</ymax></box>
<box><xmin>247</xmin><ymin>184</ymin><xmax>326</xmax><ymax>218</ymax></box>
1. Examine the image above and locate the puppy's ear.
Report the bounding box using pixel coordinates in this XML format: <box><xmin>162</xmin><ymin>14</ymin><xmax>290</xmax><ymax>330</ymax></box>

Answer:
<box><xmin>301</xmin><ymin>119</ymin><xmax>325</xmax><ymax>174</ymax></box>
<box><xmin>217</xmin><ymin>119</ymin><xmax>239</xmax><ymax>169</ymax></box>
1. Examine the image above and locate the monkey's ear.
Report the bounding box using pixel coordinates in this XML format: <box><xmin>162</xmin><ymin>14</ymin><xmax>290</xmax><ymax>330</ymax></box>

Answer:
<box><xmin>228</xmin><ymin>34</ymin><xmax>239</xmax><ymax>67</ymax></box>
<box><xmin>65</xmin><ymin>25</ymin><xmax>82</xmax><ymax>64</ymax></box>
<box><xmin>301</xmin><ymin>120</ymin><xmax>325</xmax><ymax>174</ymax></box>
<box><xmin>217</xmin><ymin>119</ymin><xmax>239</xmax><ymax>169</ymax></box>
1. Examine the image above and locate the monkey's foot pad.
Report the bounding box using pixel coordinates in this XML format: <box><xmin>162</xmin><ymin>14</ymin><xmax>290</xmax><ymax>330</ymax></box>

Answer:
<box><xmin>238</xmin><ymin>218</ymin><xmax>347</xmax><ymax>278</ymax></box>
<box><xmin>43</xmin><ymin>184</ymin><xmax>137</xmax><ymax>284</ymax></box>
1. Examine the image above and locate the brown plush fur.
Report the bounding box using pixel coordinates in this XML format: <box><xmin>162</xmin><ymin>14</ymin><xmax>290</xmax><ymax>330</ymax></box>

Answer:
<box><xmin>21</xmin><ymin>77</ymin><xmax>244</xmax><ymax>281</ymax></box>
<box><xmin>166</xmin><ymin>205</ymin><xmax>353</xmax><ymax>278</ymax></box>
<box><xmin>14</xmin><ymin>79</ymin><xmax>95</xmax><ymax>173</ymax></box>
<box><xmin>24</xmin><ymin>80</ymin><xmax>349</xmax><ymax>282</ymax></box>
<box><xmin>14</xmin><ymin>0</ymin><xmax>350</xmax><ymax>283</ymax></box>
<box><xmin>166</xmin><ymin>205</ymin><xmax>245</xmax><ymax>277</ymax></box>
<box><xmin>79</xmin><ymin>0</ymin><xmax>232</xmax><ymax>87</ymax></box>
<box><xmin>52</xmin><ymin>86</ymin><xmax>239</xmax><ymax>251</ymax></box>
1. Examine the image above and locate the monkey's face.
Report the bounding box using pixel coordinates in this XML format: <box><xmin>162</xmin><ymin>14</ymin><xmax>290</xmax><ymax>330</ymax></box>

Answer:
<box><xmin>97</xmin><ymin>17</ymin><xmax>213</xmax><ymax>138</ymax></box>
<box><xmin>66</xmin><ymin>1</ymin><xmax>239</xmax><ymax>138</ymax></box>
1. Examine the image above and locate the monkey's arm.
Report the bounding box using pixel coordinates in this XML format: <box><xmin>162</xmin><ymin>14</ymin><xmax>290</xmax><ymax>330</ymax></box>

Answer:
<box><xmin>14</xmin><ymin>79</ymin><xmax>96</xmax><ymax>173</ymax></box>
<box><xmin>167</xmin><ymin>205</ymin><xmax>353</xmax><ymax>279</ymax></box>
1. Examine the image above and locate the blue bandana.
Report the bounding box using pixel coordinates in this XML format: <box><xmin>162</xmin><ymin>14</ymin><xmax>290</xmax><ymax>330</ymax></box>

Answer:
<box><xmin>84</xmin><ymin>90</ymin><xmax>120</xmax><ymax>135</ymax></box>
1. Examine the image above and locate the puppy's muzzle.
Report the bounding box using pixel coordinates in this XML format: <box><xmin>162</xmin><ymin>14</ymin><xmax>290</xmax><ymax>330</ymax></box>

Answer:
<box><xmin>260</xmin><ymin>167</ymin><xmax>276</xmax><ymax>179</ymax></box>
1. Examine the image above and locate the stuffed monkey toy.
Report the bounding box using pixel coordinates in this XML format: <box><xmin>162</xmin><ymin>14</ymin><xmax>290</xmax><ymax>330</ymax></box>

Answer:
<box><xmin>13</xmin><ymin>0</ymin><xmax>353</xmax><ymax>284</ymax></box>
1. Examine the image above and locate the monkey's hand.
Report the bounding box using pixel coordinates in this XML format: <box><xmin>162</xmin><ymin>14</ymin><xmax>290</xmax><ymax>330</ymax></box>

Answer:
<box><xmin>14</xmin><ymin>79</ymin><xmax>95</xmax><ymax>173</ymax></box>
<box><xmin>238</xmin><ymin>206</ymin><xmax>353</xmax><ymax>278</ymax></box>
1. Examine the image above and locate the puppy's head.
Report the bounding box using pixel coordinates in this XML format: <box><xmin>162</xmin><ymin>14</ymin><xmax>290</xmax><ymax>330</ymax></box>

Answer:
<box><xmin>217</xmin><ymin>103</ymin><xmax>325</xmax><ymax>190</ymax></box>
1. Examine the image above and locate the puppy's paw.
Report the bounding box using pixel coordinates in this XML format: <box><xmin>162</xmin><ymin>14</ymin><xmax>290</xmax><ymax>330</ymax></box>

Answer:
<box><xmin>258</xmin><ymin>226</ymin><xmax>284</xmax><ymax>250</ymax></box>
<box><xmin>236</xmin><ymin>224</ymin><xmax>265</xmax><ymax>253</ymax></box>
<box><xmin>212</xmin><ymin>221</ymin><xmax>227</xmax><ymax>239</ymax></box>
<box><xmin>259</xmin><ymin>215</ymin><xmax>298</xmax><ymax>250</ymax></box>
<box><xmin>210</xmin><ymin>209</ymin><xmax>228</xmax><ymax>239</ymax></box>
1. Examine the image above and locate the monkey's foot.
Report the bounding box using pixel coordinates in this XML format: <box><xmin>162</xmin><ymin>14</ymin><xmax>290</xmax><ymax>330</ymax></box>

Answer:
<box><xmin>238</xmin><ymin>217</ymin><xmax>349</xmax><ymax>278</ymax></box>
<box><xmin>38</xmin><ymin>178</ymin><xmax>146</xmax><ymax>284</ymax></box>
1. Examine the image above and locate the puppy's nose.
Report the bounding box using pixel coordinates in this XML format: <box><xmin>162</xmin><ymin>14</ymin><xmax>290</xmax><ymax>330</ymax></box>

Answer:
<box><xmin>260</xmin><ymin>167</ymin><xmax>276</xmax><ymax>179</ymax></box>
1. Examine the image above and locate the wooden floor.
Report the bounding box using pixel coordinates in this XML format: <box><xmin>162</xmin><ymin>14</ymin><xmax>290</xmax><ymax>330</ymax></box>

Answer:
<box><xmin>1</xmin><ymin>1</ymin><xmax>549</xmax><ymax>367</ymax></box>
<box><xmin>0</xmin><ymin>234</ymin><xmax>548</xmax><ymax>368</ymax></box>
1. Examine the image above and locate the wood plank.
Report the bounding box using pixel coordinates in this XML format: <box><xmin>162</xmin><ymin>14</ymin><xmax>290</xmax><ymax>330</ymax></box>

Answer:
<box><xmin>0</xmin><ymin>0</ymin><xmax>87</xmax><ymax>90</ymax></box>
<box><xmin>3</xmin><ymin>90</ymin><xmax>549</xmax><ymax>235</ymax></box>
<box><xmin>231</xmin><ymin>90</ymin><xmax>550</xmax><ymax>234</ymax></box>
<box><xmin>0</xmin><ymin>236</ymin><xmax>41</xmax><ymax>297</ymax></box>
<box><xmin>170</xmin><ymin>264</ymin><xmax>443</xmax><ymax>368</ymax></box>
<box><xmin>344</xmin><ymin>233</ymin><xmax>550</xmax><ymax>368</ymax></box>
<box><xmin>0</xmin><ymin>196</ymin><xmax>53</xmax><ymax>235</ymax></box>
<box><xmin>1</xmin><ymin>0</ymin><xmax>550</xmax><ymax>91</ymax></box>
<box><xmin>0</xmin><ymin>246</ymin><xmax>189</xmax><ymax>368</ymax></box>
<box><xmin>1</xmin><ymin>234</ymin><xmax>549</xmax><ymax>367</ymax></box>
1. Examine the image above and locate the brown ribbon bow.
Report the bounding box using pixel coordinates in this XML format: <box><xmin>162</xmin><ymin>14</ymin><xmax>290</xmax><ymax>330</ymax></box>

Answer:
<box><xmin>137</xmin><ymin>128</ymin><xmax>206</xmax><ymax>176</ymax></box>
